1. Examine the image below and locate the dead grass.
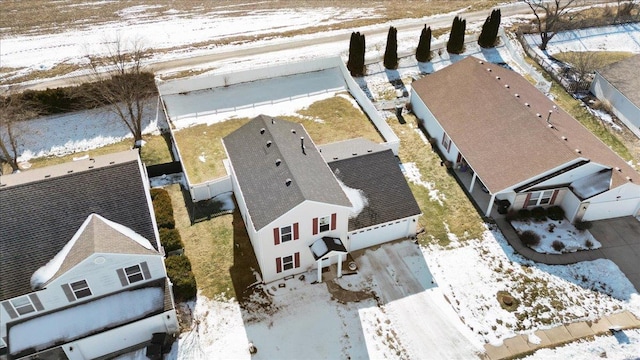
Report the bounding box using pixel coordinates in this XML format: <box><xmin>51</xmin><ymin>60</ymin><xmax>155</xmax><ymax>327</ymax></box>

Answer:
<box><xmin>1</xmin><ymin>62</ymin><xmax>84</xmax><ymax>85</ymax></box>
<box><xmin>388</xmin><ymin>114</ymin><xmax>485</xmax><ymax>246</ymax></box>
<box><xmin>553</xmin><ymin>51</ymin><xmax>635</xmax><ymax>70</ymax></box>
<box><xmin>174</xmin><ymin>95</ymin><xmax>385</xmax><ymax>184</ymax></box>
<box><xmin>1</xmin><ymin>134</ymin><xmax>172</xmax><ymax>175</ymax></box>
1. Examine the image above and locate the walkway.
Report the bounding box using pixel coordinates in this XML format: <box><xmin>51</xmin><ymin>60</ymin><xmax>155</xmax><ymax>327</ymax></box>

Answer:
<box><xmin>483</xmin><ymin>310</ymin><xmax>640</xmax><ymax>359</ymax></box>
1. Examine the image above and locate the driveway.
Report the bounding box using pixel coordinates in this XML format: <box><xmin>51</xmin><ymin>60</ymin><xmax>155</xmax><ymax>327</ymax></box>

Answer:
<box><xmin>589</xmin><ymin>217</ymin><xmax>640</xmax><ymax>291</ymax></box>
<box><xmin>356</xmin><ymin>241</ymin><xmax>484</xmax><ymax>359</ymax></box>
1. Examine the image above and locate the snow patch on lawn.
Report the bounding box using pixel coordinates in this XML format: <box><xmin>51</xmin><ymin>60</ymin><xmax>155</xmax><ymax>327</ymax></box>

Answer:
<box><xmin>402</xmin><ymin>162</ymin><xmax>446</xmax><ymax>205</ymax></box>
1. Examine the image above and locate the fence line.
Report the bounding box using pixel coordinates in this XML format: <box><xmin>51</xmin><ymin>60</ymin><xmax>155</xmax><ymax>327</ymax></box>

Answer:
<box><xmin>498</xmin><ymin>28</ymin><xmax>552</xmax><ymax>93</ymax></box>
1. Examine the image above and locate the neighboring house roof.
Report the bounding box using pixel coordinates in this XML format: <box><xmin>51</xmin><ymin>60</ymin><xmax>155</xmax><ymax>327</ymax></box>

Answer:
<box><xmin>323</xmin><ymin>138</ymin><xmax>422</xmax><ymax>231</ymax></box>
<box><xmin>597</xmin><ymin>54</ymin><xmax>640</xmax><ymax>108</ymax></box>
<box><xmin>0</xmin><ymin>150</ymin><xmax>158</xmax><ymax>301</ymax></box>
<box><xmin>411</xmin><ymin>56</ymin><xmax>639</xmax><ymax>193</ymax></box>
<box><xmin>223</xmin><ymin>115</ymin><xmax>351</xmax><ymax>230</ymax></box>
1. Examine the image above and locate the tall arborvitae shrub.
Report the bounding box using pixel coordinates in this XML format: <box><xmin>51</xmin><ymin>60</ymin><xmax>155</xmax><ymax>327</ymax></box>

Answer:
<box><xmin>478</xmin><ymin>9</ymin><xmax>501</xmax><ymax>48</ymax></box>
<box><xmin>383</xmin><ymin>26</ymin><xmax>398</xmax><ymax>70</ymax></box>
<box><xmin>416</xmin><ymin>25</ymin><xmax>432</xmax><ymax>62</ymax></box>
<box><xmin>446</xmin><ymin>16</ymin><xmax>466</xmax><ymax>54</ymax></box>
<box><xmin>347</xmin><ymin>31</ymin><xmax>366</xmax><ymax>76</ymax></box>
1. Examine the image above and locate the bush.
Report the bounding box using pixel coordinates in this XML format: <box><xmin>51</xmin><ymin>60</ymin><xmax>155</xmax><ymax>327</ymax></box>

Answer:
<box><xmin>519</xmin><ymin>230</ymin><xmax>540</xmax><ymax>247</ymax></box>
<box><xmin>151</xmin><ymin>188</ymin><xmax>175</xmax><ymax>229</ymax></box>
<box><xmin>517</xmin><ymin>208</ymin><xmax>531</xmax><ymax>220</ymax></box>
<box><xmin>547</xmin><ymin>206</ymin><xmax>565</xmax><ymax>221</ymax></box>
<box><xmin>575</xmin><ymin>220</ymin><xmax>592</xmax><ymax>231</ymax></box>
<box><xmin>160</xmin><ymin>228</ymin><xmax>183</xmax><ymax>253</ymax></box>
<box><xmin>585</xmin><ymin>239</ymin><xmax>594</xmax><ymax>249</ymax></box>
<box><xmin>505</xmin><ymin>209</ymin><xmax>519</xmax><ymax>222</ymax></box>
<box><xmin>552</xmin><ymin>240</ymin><xmax>566</xmax><ymax>252</ymax></box>
<box><xmin>531</xmin><ymin>207</ymin><xmax>546</xmax><ymax>221</ymax></box>
<box><xmin>165</xmin><ymin>255</ymin><xmax>197</xmax><ymax>302</ymax></box>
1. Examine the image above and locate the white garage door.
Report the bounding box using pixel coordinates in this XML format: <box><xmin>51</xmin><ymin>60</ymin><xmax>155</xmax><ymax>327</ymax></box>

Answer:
<box><xmin>349</xmin><ymin>219</ymin><xmax>412</xmax><ymax>252</ymax></box>
<box><xmin>583</xmin><ymin>199</ymin><xmax>640</xmax><ymax>221</ymax></box>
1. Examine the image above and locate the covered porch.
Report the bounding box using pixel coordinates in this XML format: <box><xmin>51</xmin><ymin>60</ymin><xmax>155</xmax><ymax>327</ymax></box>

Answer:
<box><xmin>451</xmin><ymin>165</ymin><xmax>506</xmax><ymax>219</ymax></box>
<box><xmin>309</xmin><ymin>237</ymin><xmax>350</xmax><ymax>283</ymax></box>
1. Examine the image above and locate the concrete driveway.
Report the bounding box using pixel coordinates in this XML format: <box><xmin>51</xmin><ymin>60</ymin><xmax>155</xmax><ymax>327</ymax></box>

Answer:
<box><xmin>589</xmin><ymin>217</ymin><xmax>640</xmax><ymax>291</ymax></box>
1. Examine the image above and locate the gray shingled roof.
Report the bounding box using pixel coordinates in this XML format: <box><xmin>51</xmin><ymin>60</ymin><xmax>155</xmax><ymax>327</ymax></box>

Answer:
<box><xmin>598</xmin><ymin>54</ymin><xmax>640</xmax><ymax>109</ymax></box>
<box><xmin>223</xmin><ymin>115</ymin><xmax>352</xmax><ymax>231</ymax></box>
<box><xmin>0</xmin><ymin>151</ymin><xmax>157</xmax><ymax>300</ymax></box>
<box><xmin>325</xmin><ymin>139</ymin><xmax>422</xmax><ymax>231</ymax></box>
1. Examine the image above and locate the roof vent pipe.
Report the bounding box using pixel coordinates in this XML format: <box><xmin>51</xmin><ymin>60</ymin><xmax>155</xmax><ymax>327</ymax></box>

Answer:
<box><xmin>285</xmin><ymin>178</ymin><xmax>292</xmax><ymax>186</ymax></box>
<box><xmin>266</xmin><ymin>141</ymin><xmax>272</xmax><ymax>148</ymax></box>
<box><xmin>546</xmin><ymin>110</ymin><xmax>553</xmax><ymax>124</ymax></box>
<box><xmin>276</xmin><ymin>159</ymin><xmax>282</xmax><ymax>166</ymax></box>
<box><xmin>260</xmin><ymin>128</ymin><xmax>265</xmax><ymax>134</ymax></box>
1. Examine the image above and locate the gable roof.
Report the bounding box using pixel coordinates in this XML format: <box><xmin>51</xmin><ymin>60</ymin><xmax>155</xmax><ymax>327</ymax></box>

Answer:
<box><xmin>323</xmin><ymin>138</ymin><xmax>422</xmax><ymax>231</ymax></box>
<box><xmin>411</xmin><ymin>56</ymin><xmax>639</xmax><ymax>193</ymax></box>
<box><xmin>0</xmin><ymin>150</ymin><xmax>158</xmax><ymax>300</ymax></box>
<box><xmin>32</xmin><ymin>214</ymin><xmax>158</xmax><ymax>289</ymax></box>
<box><xmin>223</xmin><ymin>115</ymin><xmax>351</xmax><ymax>230</ymax></box>
<box><xmin>597</xmin><ymin>54</ymin><xmax>640</xmax><ymax>107</ymax></box>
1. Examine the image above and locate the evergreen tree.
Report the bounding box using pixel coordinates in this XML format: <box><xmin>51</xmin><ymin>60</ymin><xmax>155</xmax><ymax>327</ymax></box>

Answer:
<box><xmin>446</xmin><ymin>16</ymin><xmax>466</xmax><ymax>54</ymax></box>
<box><xmin>383</xmin><ymin>26</ymin><xmax>398</xmax><ymax>70</ymax></box>
<box><xmin>416</xmin><ymin>25</ymin><xmax>432</xmax><ymax>62</ymax></box>
<box><xmin>347</xmin><ymin>32</ymin><xmax>366</xmax><ymax>76</ymax></box>
<box><xmin>478</xmin><ymin>9</ymin><xmax>501</xmax><ymax>48</ymax></box>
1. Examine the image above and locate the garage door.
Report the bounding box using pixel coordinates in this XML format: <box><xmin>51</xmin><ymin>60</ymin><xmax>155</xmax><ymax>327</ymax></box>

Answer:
<box><xmin>349</xmin><ymin>219</ymin><xmax>412</xmax><ymax>252</ymax></box>
<box><xmin>583</xmin><ymin>199</ymin><xmax>640</xmax><ymax>221</ymax></box>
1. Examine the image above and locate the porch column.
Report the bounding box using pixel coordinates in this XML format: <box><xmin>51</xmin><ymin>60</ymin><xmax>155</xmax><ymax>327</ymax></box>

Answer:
<box><xmin>486</xmin><ymin>193</ymin><xmax>496</xmax><ymax>217</ymax></box>
<box><xmin>317</xmin><ymin>259</ymin><xmax>322</xmax><ymax>283</ymax></box>
<box><xmin>337</xmin><ymin>253</ymin><xmax>343</xmax><ymax>278</ymax></box>
<box><xmin>470</xmin><ymin>172</ymin><xmax>477</xmax><ymax>192</ymax></box>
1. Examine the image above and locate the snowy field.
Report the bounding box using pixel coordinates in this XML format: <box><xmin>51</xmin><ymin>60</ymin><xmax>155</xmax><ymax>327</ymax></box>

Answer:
<box><xmin>4</xmin><ymin>4</ymin><xmax>640</xmax><ymax>358</ymax></box>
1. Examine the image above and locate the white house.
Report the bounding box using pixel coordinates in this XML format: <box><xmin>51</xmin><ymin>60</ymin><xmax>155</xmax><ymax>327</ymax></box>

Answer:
<box><xmin>0</xmin><ymin>151</ymin><xmax>179</xmax><ymax>360</ymax></box>
<box><xmin>223</xmin><ymin>116</ymin><xmax>421</xmax><ymax>283</ymax></box>
<box><xmin>410</xmin><ymin>56</ymin><xmax>640</xmax><ymax>222</ymax></box>
<box><xmin>590</xmin><ymin>54</ymin><xmax>640</xmax><ymax>140</ymax></box>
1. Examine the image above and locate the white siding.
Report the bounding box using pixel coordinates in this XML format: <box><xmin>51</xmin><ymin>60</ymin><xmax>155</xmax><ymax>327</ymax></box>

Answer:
<box><xmin>582</xmin><ymin>183</ymin><xmax>640</xmax><ymax>221</ymax></box>
<box><xmin>591</xmin><ymin>72</ymin><xmax>640</xmax><ymax>139</ymax></box>
<box><xmin>348</xmin><ymin>216</ymin><xmax>419</xmax><ymax>252</ymax></box>
<box><xmin>561</xmin><ymin>190</ymin><xmax>583</xmax><ymax>222</ymax></box>
<box><xmin>409</xmin><ymin>93</ymin><xmax>457</xmax><ymax>163</ymax></box>
<box><xmin>256</xmin><ymin>201</ymin><xmax>351</xmax><ymax>283</ymax></box>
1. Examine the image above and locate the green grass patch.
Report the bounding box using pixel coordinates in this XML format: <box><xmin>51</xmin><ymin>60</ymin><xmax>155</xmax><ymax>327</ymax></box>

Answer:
<box><xmin>553</xmin><ymin>51</ymin><xmax>635</xmax><ymax>70</ymax></box>
<box><xmin>174</xmin><ymin>95</ymin><xmax>385</xmax><ymax>184</ymax></box>
<box><xmin>389</xmin><ymin>114</ymin><xmax>485</xmax><ymax>246</ymax></box>
<box><xmin>2</xmin><ymin>134</ymin><xmax>172</xmax><ymax>175</ymax></box>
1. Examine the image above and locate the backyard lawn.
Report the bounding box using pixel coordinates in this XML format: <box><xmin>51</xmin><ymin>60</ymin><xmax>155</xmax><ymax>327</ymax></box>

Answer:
<box><xmin>172</xmin><ymin>95</ymin><xmax>385</xmax><ymax>184</ymax></box>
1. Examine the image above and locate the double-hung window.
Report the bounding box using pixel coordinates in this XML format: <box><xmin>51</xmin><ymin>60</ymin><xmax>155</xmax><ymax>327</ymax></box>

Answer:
<box><xmin>526</xmin><ymin>190</ymin><xmax>555</xmax><ymax>207</ymax></box>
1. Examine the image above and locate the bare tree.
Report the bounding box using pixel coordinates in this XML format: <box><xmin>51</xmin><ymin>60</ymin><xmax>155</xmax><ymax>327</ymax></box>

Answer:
<box><xmin>562</xmin><ymin>51</ymin><xmax>605</xmax><ymax>83</ymax></box>
<box><xmin>0</xmin><ymin>95</ymin><xmax>38</xmax><ymax>174</ymax></box>
<box><xmin>84</xmin><ymin>36</ymin><xmax>156</xmax><ymax>146</ymax></box>
<box><xmin>524</xmin><ymin>0</ymin><xmax>577</xmax><ymax>50</ymax></box>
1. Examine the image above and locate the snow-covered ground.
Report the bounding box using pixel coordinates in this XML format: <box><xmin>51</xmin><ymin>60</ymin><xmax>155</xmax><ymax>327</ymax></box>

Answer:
<box><xmin>4</xmin><ymin>6</ymin><xmax>640</xmax><ymax>359</ymax></box>
<box><xmin>511</xmin><ymin>218</ymin><xmax>601</xmax><ymax>254</ymax></box>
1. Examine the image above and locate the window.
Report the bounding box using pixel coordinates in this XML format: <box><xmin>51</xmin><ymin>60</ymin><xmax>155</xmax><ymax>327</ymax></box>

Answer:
<box><xmin>276</xmin><ymin>252</ymin><xmax>300</xmax><ymax>273</ymax></box>
<box><xmin>70</xmin><ymin>280</ymin><xmax>92</xmax><ymax>299</ymax></box>
<box><xmin>11</xmin><ymin>296</ymin><xmax>35</xmax><ymax>315</ymax></box>
<box><xmin>526</xmin><ymin>190</ymin><xmax>556</xmax><ymax>207</ymax></box>
<box><xmin>281</xmin><ymin>225</ymin><xmax>293</xmax><ymax>243</ymax></box>
<box><xmin>319</xmin><ymin>216</ymin><xmax>331</xmax><ymax>233</ymax></box>
<box><xmin>442</xmin><ymin>133</ymin><xmax>452</xmax><ymax>153</ymax></box>
<box><xmin>125</xmin><ymin>265</ymin><xmax>144</xmax><ymax>283</ymax></box>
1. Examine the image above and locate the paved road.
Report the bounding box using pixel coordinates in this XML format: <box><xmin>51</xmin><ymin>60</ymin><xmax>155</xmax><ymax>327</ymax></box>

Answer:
<box><xmin>6</xmin><ymin>1</ymin><xmax>559</xmax><ymax>92</ymax></box>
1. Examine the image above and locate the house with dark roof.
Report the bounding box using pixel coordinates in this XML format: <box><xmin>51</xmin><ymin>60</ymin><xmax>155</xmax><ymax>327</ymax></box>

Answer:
<box><xmin>590</xmin><ymin>54</ymin><xmax>640</xmax><ymax>140</ymax></box>
<box><xmin>223</xmin><ymin>116</ymin><xmax>421</xmax><ymax>283</ymax></box>
<box><xmin>0</xmin><ymin>150</ymin><xmax>178</xmax><ymax>360</ymax></box>
<box><xmin>410</xmin><ymin>56</ymin><xmax>640</xmax><ymax>222</ymax></box>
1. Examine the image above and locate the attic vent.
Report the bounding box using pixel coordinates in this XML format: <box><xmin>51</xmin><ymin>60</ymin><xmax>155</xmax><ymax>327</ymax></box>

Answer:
<box><xmin>67</xmin><ymin>170</ymin><xmax>73</xmax><ymax>174</ymax></box>
<box><xmin>627</xmin><ymin>176</ymin><xmax>633</xmax><ymax>182</ymax></box>
<box><xmin>525</xmin><ymin>103</ymin><xmax>530</xmax><ymax>107</ymax></box>
<box><xmin>333</xmin><ymin>157</ymin><xmax>339</xmax><ymax>160</ymax></box>
<box><xmin>285</xmin><ymin>178</ymin><xmax>292</xmax><ymax>186</ymax></box>
<box><xmin>504</xmin><ymin>84</ymin><xmax>510</xmax><ymax>88</ymax></box>
<box><xmin>547</xmin><ymin>124</ymin><xmax>554</xmax><ymax>128</ymax></box>
<box><xmin>487</xmin><ymin>68</ymin><xmax>492</xmax><ymax>72</ymax></box>
<box><xmin>479</xmin><ymin>60</ymin><xmax>484</xmax><ymax>64</ymax></box>
<box><xmin>352</xmin><ymin>152</ymin><xmax>358</xmax><ymax>156</ymax></box>
<box><xmin>515</xmin><ymin>94</ymin><xmax>520</xmax><ymax>98</ymax></box>
<box><xmin>266</xmin><ymin>141</ymin><xmax>272</xmax><ymax>148</ymax></box>
<box><xmin>561</xmin><ymin>136</ymin><xmax>567</xmax><ymax>141</ymax></box>
<box><xmin>496</xmin><ymin>76</ymin><xmax>501</xmax><ymax>80</ymax></box>
<box><xmin>109</xmin><ymin>161</ymin><xmax>115</xmax><ymax>164</ymax></box>
<box><xmin>367</xmin><ymin>149</ymin><xmax>373</xmax><ymax>153</ymax></box>
<box><xmin>260</xmin><ymin>128</ymin><xmax>265</xmax><ymax>134</ymax></box>
<box><xmin>44</xmin><ymin>175</ymin><xmax>51</xmax><ymax>178</ymax></box>
<box><xmin>88</xmin><ymin>166</ymin><xmax>94</xmax><ymax>169</ymax></box>
<box><xmin>271</xmin><ymin>119</ymin><xmax>275</xmax><ymax>124</ymax></box>
<box><xmin>275</xmin><ymin>159</ymin><xmax>282</xmax><ymax>166</ymax></box>
<box><xmin>291</xmin><ymin>129</ymin><xmax>296</xmax><ymax>134</ymax></box>
<box><xmin>615</xmin><ymin>167</ymin><xmax>621</xmax><ymax>172</ymax></box>
<box><xmin>575</xmin><ymin>148</ymin><xmax>581</xmax><ymax>154</ymax></box>
<box><xmin>536</xmin><ymin>113</ymin><xmax>542</xmax><ymax>117</ymax></box>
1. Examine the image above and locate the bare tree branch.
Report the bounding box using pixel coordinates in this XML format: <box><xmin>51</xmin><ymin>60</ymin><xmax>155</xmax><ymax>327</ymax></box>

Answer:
<box><xmin>524</xmin><ymin>0</ymin><xmax>578</xmax><ymax>50</ymax></box>
<box><xmin>82</xmin><ymin>35</ymin><xmax>157</xmax><ymax>145</ymax></box>
<box><xmin>0</xmin><ymin>95</ymin><xmax>39</xmax><ymax>174</ymax></box>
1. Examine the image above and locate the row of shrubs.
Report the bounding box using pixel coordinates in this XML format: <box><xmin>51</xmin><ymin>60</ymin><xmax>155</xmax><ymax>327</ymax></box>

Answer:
<box><xmin>151</xmin><ymin>188</ymin><xmax>197</xmax><ymax>302</ymax></box>
<box><xmin>519</xmin><ymin>229</ymin><xmax>594</xmax><ymax>252</ymax></box>
<box><xmin>506</xmin><ymin>205</ymin><xmax>566</xmax><ymax>222</ymax></box>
